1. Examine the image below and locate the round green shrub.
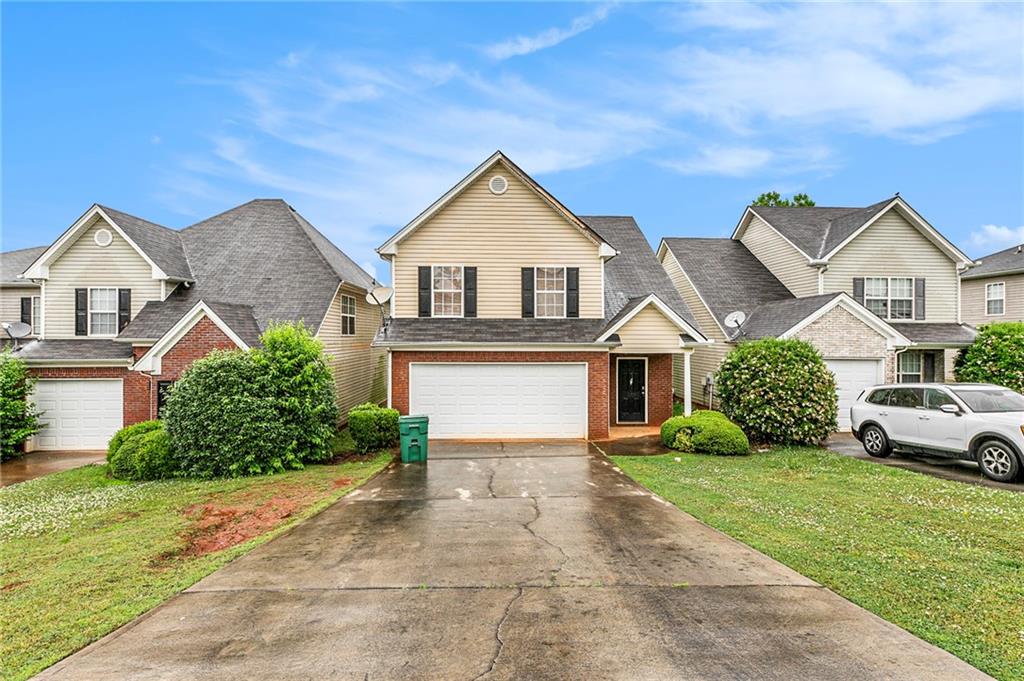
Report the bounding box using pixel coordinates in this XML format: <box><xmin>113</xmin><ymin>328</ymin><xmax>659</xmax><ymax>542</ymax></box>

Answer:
<box><xmin>0</xmin><ymin>352</ymin><xmax>40</xmax><ymax>461</ymax></box>
<box><xmin>660</xmin><ymin>410</ymin><xmax>728</xmax><ymax>447</ymax></box>
<box><xmin>717</xmin><ymin>338</ymin><xmax>837</xmax><ymax>445</ymax></box>
<box><xmin>164</xmin><ymin>349</ymin><xmax>296</xmax><ymax>477</ymax></box>
<box><xmin>254</xmin><ymin>322</ymin><xmax>339</xmax><ymax>463</ymax></box>
<box><xmin>348</xmin><ymin>403</ymin><xmax>399</xmax><ymax>454</ymax></box>
<box><xmin>954</xmin><ymin>322</ymin><xmax>1024</xmax><ymax>393</ymax></box>
<box><xmin>665</xmin><ymin>412</ymin><xmax>749</xmax><ymax>456</ymax></box>
<box><xmin>107</xmin><ymin>420</ymin><xmax>162</xmax><ymax>462</ymax></box>
<box><xmin>108</xmin><ymin>423</ymin><xmax>177</xmax><ymax>480</ymax></box>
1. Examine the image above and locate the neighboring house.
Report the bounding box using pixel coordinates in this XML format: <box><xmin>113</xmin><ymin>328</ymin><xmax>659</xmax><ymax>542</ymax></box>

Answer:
<box><xmin>0</xmin><ymin>246</ymin><xmax>47</xmax><ymax>338</ymax></box>
<box><xmin>658</xmin><ymin>197</ymin><xmax>976</xmax><ymax>429</ymax></box>
<box><xmin>960</xmin><ymin>243</ymin><xmax>1024</xmax><ymax>326</ymax></box>
<box><xmin>0</xmin><ymin>200</ymin><xmax>385</xmax><ymax>451</ymax></box>
<box><xmin>373</xmin><ymin>151</ymin><xmax>710</xmax><ymax>440</ymax></box>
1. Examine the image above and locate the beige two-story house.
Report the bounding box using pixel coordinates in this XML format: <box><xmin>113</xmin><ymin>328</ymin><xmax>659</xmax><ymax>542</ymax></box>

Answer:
<box><xmin>373</xmin><ymin>151</ymin><xmax>711</xmax><ymax>440</ymax></box>
<box><xmin>658</xmin><ymin>197</ymin><xmax>976</xmax><ymax>429</ymax></box>
<box><xmin>961</xmin><ymin>244</ymin><xmax>1024</xmax><ymax>326</ymax></box>
<box><xmin>1</xmin><ymin>200</ymin><xmax>385</xmax><ymax>451</ymax></box>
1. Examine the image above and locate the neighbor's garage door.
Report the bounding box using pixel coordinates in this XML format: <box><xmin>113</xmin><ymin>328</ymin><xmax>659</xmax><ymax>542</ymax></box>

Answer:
<box><xmin>409</xmin><ymin>363</ymin><xmax>587</xmax><ymax>439</ymax></box>
<box><xmin>31</xmin><ymin>379</ymin><xmax>123</xmax><ymax>450</ymax></box>
<box><xmin>826</xmin><ymin>359</ymin><xmax>883</xmax><ymax>430</ymax></box>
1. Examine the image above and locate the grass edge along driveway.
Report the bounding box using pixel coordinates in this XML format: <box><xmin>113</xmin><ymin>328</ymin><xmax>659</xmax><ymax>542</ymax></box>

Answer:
<box><xmin>611</xmin><ymin>447</ymin><xmax>1024</xmax><ymax>681</ymax></box>
<box><xmin>0</xmin><ymin>452</ymin><xmax>392</xmax><ymax>681</ymax></box>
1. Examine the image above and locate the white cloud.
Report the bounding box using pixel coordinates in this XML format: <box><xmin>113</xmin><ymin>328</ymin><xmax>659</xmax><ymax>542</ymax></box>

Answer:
<box><xmin>968</xmin><ymin>224</ymin><xmax>1024</xmax><ymax>251</ymax></box>
<box><xmin>483</xmin><ymin>4</ymin><xmax>615</xmax><ymax>60</ymax></box>
<box><xmin>659</xmin><ymin>144</ymin><xmax>833</xmax><ymax>178</ymax></box>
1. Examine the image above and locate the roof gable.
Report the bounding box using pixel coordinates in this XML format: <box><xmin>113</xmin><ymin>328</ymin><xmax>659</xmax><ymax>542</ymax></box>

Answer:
<box><xmin>596</xmin><ymin>294</ymin><xmax>708</xmax><ymax>344</ymax></box>
<box><xmin>377</xmin><ymin>151</ymin><xmax>612</xmax><ymax>256</ymax></box>
<box><xmin>0</xmin><ymin>245</ymin><xmax>47</xmax><ymax>285</ymax></box>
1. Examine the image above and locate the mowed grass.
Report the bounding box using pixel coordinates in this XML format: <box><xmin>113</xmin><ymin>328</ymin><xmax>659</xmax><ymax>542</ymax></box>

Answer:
<box><xmin>0</xmin><ymin>452</ymin><xmax>391</xmax><ymax>681</ymax></box>
<box><xmin>612</xmin><ymin>448</ymin><xmax>1024</xmax><ymax>681</ymax></box>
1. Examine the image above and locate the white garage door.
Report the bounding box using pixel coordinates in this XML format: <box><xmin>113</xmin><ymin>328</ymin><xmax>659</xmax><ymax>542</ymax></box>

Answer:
<box><xmin>409</xmin><ymin>363</ymin><xmax>588</xmax><ymax>439</ymax></box>
<box><xmin>826</xmin><ymin>359</ymin><xmax>883</xmax><ymax>430</ymax></box>
<box><xmin>31</xmin><ymin>379</ymin><xmax>123</xmax><ymax>450</ymax></box>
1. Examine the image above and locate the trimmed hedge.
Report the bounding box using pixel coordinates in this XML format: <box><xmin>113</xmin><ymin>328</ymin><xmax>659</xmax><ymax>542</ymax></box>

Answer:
<box><xmin>108</xmin><ymin>422</ymin><xmax>177</xmax><ymax>481</ymax></box>
<box><xmin>0</xmin><ymin>352</ymin><xmax>40</xmax><ymax>461</ymax></box>
<box><xmin>348</xmin><ymin>403</ymin><xmax>399</xmax><ymax>454</ymax></box>
<box><xmin>660</xmin><ymin>410</ymin><xmax>728</xmax><ymax>447</ymax></box>
<box><xmin>664</xmin><ymin>411</ymin><xmax>749</xmax><ymax>456</ymax></box>
<box><xmin>954</xmin><ymin>322</ymin><xmax>1024</xmax><ymax>393</ymax></box>
<box><xmin>107</xmin><ymin>421</ymin><xmax>162</xmax><ymax>461</ymax></box>
<box><xmin>717</xmin><ymin>339</ymin><xmax>837</xmax><ymax>445</ymax></box>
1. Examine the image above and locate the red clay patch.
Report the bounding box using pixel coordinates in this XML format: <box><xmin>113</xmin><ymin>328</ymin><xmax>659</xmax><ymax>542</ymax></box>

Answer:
<box><xmin>2</xmin><ymin>580</ymin><xmax>28</xmax><ymax>593</ymax></box>
<box><xmin>178</xmin><ymin>496</ymin><xmax>299</xmax><ymax>558</ymax></box>
<box><xmin>333</xmin><ymin>476</ymin><xmax>355</xmax><ymax>488</ymax></box>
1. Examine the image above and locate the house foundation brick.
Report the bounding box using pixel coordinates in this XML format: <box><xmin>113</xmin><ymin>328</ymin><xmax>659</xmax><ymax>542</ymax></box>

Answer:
<box><xmin>390</xmin><ymin>350</ymin><xmax>611</xmax><ymax>440</ymax></box>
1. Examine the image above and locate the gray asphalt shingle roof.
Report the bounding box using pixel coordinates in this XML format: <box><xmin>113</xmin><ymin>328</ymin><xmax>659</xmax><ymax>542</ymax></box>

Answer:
<box><xmin>11</xmin><ymin>339</ymin><xmax>134</xmax><ymax>361</ymax></box>
<box><xmin>377</xmin><ymin>318</ymin><xmax>613</xmax><ymax>345</ymax></box>
<box><xmin>662</xmin><ymin>238</ymin><xmax>793</xmax><ymax>338</ymax></box>
<box><xmin>889</xmin><ymin>323</ymin><xmax>977</xmax><ymax>345</ymax></box>
<box><xmin>962</xmin><ymin>243</ymin><xmax>1024</xmax><ymax>280</ymax></box>
<box><xmin>0</xmin><ymin>246</ymin><xmax>46</xmax><ymax>285</ymax></box>
<box><xmin>98</xmin><ymin>205</ymin><xmax>194</xmax><ymax>281</ymax></box>
<box><xmin>749</xmin><ymin>198</ymin><xmax>893</xmax><ymax>259</ymax></box>
<box><xmin>733</xmin><ymin>293</ymin><xmax>843</xmax><ymax>340</ymax></box>
<box><xmin>120</xmin><ymin>298</ymin><xmax>263</xmax><ymax>347</ymax></box>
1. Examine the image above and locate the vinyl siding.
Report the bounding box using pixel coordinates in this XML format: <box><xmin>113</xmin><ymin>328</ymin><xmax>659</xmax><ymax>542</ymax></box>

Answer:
<box><xmin>0</xmin><ymin>286</ymin><xmax>40</xmax><ymax>336</ymax></box>
<box><xmin>739</xmin><ymin>215</ymin><xmax>817</xmax><ymax>296</ymax></box>
<box><xmin>318</xmin><ymin>284</ymin><xmax>387</xmax><ymax>421</ymax></box>
<box><xmin>392</xmin><ymin>165</ymin><xmax>604</xmax><ymax>318</ymax></box>
<box><xmin>44</xmin><ymin>216</ymin><xmax>163</xmax><ymax>338</ymax></box>
<box><xmin>676</xmin><ymin>342</ymin><xmax>732</xmax><ymax>408</ymax></box>
<box><xmin>659</xmin><ymin>249</ymin><xmax>727</xmax><ymax>342</ymax></box>
<box><xmin>612</xmin><ymin>306</ymin><xmax>684</xmax><ymax>354</ymax></box>
<box><xmin>823</xmin><ymin>209</ymin><xmax>959</xmax><ymax>323</ymax></box>
<box><xmin>961</xmin><ymin>273</ymin><xmax>1024</xmax><ymax>326</ymax></box>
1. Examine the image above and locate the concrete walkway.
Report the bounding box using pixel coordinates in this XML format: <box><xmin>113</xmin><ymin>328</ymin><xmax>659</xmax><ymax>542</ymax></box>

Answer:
<box><xmin>38</xmin><ymin>441</ymin><xmax>990</xmax><ymax>680</ymax></box>
<box><xmin>1</xmin><ymin>451</ymin><xmax>105</xmax><ymax>487</ymax></box>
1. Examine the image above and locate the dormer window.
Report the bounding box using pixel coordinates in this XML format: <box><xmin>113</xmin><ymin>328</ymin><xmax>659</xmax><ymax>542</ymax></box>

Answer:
<box><xmin>432</xmin><ymin>266</ymin><xmax>463</xmax><ymax>317</ymax></box>
<box><xmin>535</xmin><ymin>267</ymin><xmax>566</xmax><ymax>318</ymax></box>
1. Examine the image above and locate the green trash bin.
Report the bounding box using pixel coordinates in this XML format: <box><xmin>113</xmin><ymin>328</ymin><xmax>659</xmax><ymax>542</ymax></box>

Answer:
<box><xmin>399</xmin><ymin>415</ymin><xmax>429</xmax><ymax>463</ymax></box>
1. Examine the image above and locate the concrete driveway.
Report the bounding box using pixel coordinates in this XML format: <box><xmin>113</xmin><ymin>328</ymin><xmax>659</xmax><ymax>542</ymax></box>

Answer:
<box><xmin>39</xmin><ymin>441</ymin><xmax>990</xmax><ymax>680</ymax></box>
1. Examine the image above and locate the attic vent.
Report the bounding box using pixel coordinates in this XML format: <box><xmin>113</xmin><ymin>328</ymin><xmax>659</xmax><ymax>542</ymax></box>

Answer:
<box><xmin>488</xmin><ymin>175</ymin><xmax>508</xmax><ymax>195</ymax></box>
<box><xmin>94</xmin><ymin>228</ymin><xmax>113</xmax><ymax>247</ymax></box>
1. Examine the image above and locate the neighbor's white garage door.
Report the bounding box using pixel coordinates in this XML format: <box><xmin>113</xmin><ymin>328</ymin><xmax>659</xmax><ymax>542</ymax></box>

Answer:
<box><xmin>826</xmin><ymin>359</ymin><xmax>883</xmax><ymax>430</ymax></box>
<box><xmin>409</xmin><ymin>363</ymin><xmax>587</xmax><ymax>439</ymax></box>
<box><xmin>31</xmin><ymin>379</ymin><xmax>123</xmax><ymax>450</ymax></box>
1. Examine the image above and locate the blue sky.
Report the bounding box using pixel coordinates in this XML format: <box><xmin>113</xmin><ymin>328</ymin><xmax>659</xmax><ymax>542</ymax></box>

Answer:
<box><xmin>3</xmin><ymin>2</ymin><xmax>1023</xmax><ymax>281</ymax></box>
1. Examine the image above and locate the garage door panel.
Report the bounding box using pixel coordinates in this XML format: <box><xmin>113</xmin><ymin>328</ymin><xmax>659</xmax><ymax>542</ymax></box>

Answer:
<box><xmin>30</xmin><ymin>380</ymin><xmax>123</xmax><ymax>451</ymax></box>
<box><xmin>409</xmin><ymin>363</ymin><xmax>587</xmax><ymax>439</ymax></box>
<box><xmin>826</xmin><ymin>359</ymin><xmax>883</xmax><ymax>430</ymax></box>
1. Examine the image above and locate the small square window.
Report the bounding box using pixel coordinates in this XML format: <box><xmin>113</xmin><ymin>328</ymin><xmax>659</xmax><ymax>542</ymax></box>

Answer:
<box><xmin>898</xmin><ymin>352</ymin><xmax>922</xmax><ymax>383</ymax></box>
<box><xmin>340</xmin><ymin>295</ymin><xmax>356</xmax><ymax>335</ymax></box>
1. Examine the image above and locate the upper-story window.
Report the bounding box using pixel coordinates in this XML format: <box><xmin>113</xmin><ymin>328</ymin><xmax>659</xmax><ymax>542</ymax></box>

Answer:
<box><xmin>31</xmin><ymin>296</ymin><xmax>39</xmax><ymax>335</ymax></box>
<box><xmin>340</xmin><ymin>295</ymin><xmax>356</xmax><ymax>335</ymax></box>
<box><xmin>89</xmin><ymin>288</ymin><xmax>119</xmax><ymax>335</ymax></box>
<box><xmin>433</xmin><ymin>265</ymin><xmax>463</xmax><ymax>317</ymax></box>
<box><xmin>986</xmin><ymin>282</ymin><xmax>1005</xmax><ymax>316</ymax></box>
<box><xmin>535</xmin><ymin>267</ymin><xmax>566</xmax><ymax>318</ymax></box>
<box><xmin>865</xmin><ymin>276</ymin><xmax>913</xmax><ymax>320</ymax></box>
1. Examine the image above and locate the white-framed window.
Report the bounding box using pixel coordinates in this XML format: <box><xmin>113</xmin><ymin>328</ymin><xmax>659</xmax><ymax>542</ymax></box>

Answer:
<box><xmin>89</xmin><ymin>287</ymin><xmax>118</xmax><ymax>336</ymax></box>
<box><xmin>864</xmin><ymin>276</ymin><xmax>914</xmax><ymax>320</ymax></box>
<box><xmin>898</xmin><ymin>351</ymin><xmax>923</xmax><ymax>383</ymax></box>
<box><xmin>535</xmin><ymin>266</ymin><xmax>566</xmax><ymax>318</ymax></box>
<box><xmin>31</xmin><ymin>295</ymin><xmax>40</xmax><ymax>335</ymax></box>
<box><xmin>432</xmin><ymin>265</ymin><xmax>463</xmax><ymax>317</ymax></box>
<box><xmin>340</xmin><ymin>295</ymin><xmax>356</xmax><ymax>335</ymax></box>
<box><xmin>986</xmin><ymin>282</ymin><xmax>1005</xmax><ymax>316</ymax></box>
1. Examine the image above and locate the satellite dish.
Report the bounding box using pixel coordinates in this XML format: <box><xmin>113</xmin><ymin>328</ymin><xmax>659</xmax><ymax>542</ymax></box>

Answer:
<box><xmin>2</xmin><ymin>322</ymin><xmax>32</xmax><ymax>339</ymax></box>
<box><xmin>723</xmin><ymin>311</ymin><xmax>747</xmax><ymax>329</ymax></box>
<box><xmin>366</xmin><ymin>286</ymin><xmax>393</xmax><ymax>305</ymax></box>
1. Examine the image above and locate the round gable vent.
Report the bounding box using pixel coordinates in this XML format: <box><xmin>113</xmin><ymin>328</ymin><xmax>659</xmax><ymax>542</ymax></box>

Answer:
<box><xmin>94</xmin><ymin>228</ymin><xmax>113</xmax><ymax>247</ymax></box>
<box><xmin>488</xmin><ymin>175</ymin><xmax>508</xmax><ymax>195</ymax></box>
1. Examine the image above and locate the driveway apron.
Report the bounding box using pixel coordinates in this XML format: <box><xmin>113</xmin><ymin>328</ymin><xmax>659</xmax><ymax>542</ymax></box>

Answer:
<box><xmin>37</xmin><ymin>441</ymin><xmax>991</xmax><ymax>680</ymax></box>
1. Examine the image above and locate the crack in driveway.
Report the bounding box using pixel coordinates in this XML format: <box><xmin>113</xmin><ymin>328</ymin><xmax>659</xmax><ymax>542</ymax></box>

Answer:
<box><xmin>471</xmin><ymin>586</ymin><xmax>523</xmax><ymax>681</ymax></box>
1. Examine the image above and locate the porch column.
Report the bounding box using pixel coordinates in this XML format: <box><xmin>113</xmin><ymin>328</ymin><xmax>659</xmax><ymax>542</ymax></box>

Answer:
<box><xmin>682</xmin><ymin>348</ymin><xmax>693</xmax><ymax>417</ymax></box>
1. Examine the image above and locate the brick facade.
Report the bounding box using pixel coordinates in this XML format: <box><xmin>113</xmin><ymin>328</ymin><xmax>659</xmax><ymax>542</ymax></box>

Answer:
<box><xmin>608</xmin><ymin>353</ymin><xmax>673</xmax><ymax>426</ymax></box>
<box><xmin>390</xmin><ymin>350</ymin><xmax>611</xmax><ymax>439</ymax></box>
<box><xmin>793</xmin><ymin>305</ymin><xmax>897</xmax><ymax>382</ymax></box>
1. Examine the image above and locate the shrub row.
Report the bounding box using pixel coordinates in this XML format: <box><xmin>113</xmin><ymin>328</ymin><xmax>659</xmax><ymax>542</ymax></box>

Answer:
<box><xmin>348</xmin><ymin>403</ymin><xmax>399</xmax><ymax>454</ymax></box>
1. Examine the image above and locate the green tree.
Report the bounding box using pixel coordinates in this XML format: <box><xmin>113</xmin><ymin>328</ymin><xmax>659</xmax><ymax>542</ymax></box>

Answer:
<box><xmin>954</xmin><ymin>322</ymin><xmax>1024</xmax><ymax>393</ymax></box>
<box><xmin>0</xmin><ymin>352</ymin><xmax>41</xmax><ymax>460</ymax></box>
<box><xmin>752</xmin><ymin>191</ymin><xmax>815</xmax><ymax>207</ymax></box>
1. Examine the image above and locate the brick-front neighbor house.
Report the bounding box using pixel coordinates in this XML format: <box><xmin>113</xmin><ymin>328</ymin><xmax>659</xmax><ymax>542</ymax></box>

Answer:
<box><xmin>1</xmin><ymin>201</ymin><xmax>385</xmax><ymax>450</ymax></box>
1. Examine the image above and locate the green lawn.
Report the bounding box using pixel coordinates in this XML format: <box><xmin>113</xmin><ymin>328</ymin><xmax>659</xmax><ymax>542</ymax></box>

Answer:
<box><xmin>612</xmin><ymin>448</ymin><xmax>1024</xmax><ymax>681</ymax></box>
<box><xmin>0</xmin><ymin>452</ymin><xmax>391</xmax><ymax>681</ymax></box>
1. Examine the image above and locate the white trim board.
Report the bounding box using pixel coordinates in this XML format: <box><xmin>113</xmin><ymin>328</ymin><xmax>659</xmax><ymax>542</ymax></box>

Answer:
<box><xmin>778</xmin><ymin>293</ymin><xmax>912</xmax><ymax>349</ymax></box>
<box><xmin>133</xmin><ymin>301</ymin><xmax>249</xmax><ymax>374</ymax></box>
<box><xmin>597</xmin><ymin>293</ymin><xmax>710</xmax><ymax>345</ymax></box>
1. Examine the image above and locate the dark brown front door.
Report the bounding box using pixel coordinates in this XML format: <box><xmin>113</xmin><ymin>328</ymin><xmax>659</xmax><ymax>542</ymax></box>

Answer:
<box><xmin>617</xmin><ymin>358</ymin><xmax>646</xmax><ymax>423</ymax></box>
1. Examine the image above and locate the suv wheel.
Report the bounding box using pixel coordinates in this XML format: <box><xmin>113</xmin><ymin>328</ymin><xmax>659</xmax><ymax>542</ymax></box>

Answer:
<box><xmin>861</xmin><ymin>424</ymin><xmax>892</xmax><ymax>458</ymax></box>
<box><xmin>977</xmin><ymin>440</ymin><xmax>1021</xmax><ymax>482</ymax></box>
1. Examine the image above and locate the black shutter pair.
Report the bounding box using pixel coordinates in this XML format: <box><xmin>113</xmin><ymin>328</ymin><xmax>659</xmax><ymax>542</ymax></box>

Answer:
<box><xmin>74</xmin><ymin>288</ymin><xmax>131</xmax><ymax>335</ymax></box>
<box><xmin>852</xmin><ymin>277</ymin><xmax>924</xmax><ymax>319</ymax></box>
<box><xmin>418</xmin><ymin>267</ymin><xmax>476</xmax><ymax>317</ymax></box>
<box><xmin>521</xmin><ymin>268</ymin><xmax>579</xmax><ymax>318</ymax></box>
<box><xmin>20</xmin><ymin>297</ymin><xmax>32</xmax><ymax>326</ymax></box>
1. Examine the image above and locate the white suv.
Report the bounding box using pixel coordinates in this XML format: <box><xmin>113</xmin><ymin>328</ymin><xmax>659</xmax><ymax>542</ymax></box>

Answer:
<box><xmin>850</xmin><ymin>383</ymin><xmax>1024</xmax><ymax>482</ymax></box>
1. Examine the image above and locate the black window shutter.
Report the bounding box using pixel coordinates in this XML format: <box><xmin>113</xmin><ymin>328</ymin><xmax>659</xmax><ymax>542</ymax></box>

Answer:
<box><xmin>418</xmin><ymin>266</ymin><xmax>432</xmax><ymax>317</ymax></box>
<box><xmin>75</xmin><ymin>289</ymin><xmax>88</xmax><ymax>336</ymax></box>
<box><xmin>852</xmin><ymin>278</ymin><xmax>865</xmax><ymax>306</ymax></box>
<box><xmin>914</xmin><ymin>278</ymin><xmax>925</xmax><ymax>320</ymax></box>
<box><xmin>566</xmin><ymin>268</ymin><xmax>579</xmax><ymax>318</ymax></box>
<box><xmin>521</xmin><ymin>268</ymin><xmax>534</xmax><ymax>318</ymax></box>
<box><xmin>20</xmin><ymin>297</ymin><xmax>32</xmax><ymax>325</ymax></box>
<box><xmin>118</xmin><ymin>289</ymin><xmax>131</xmax><ymax>332</ymax></box>
<box><xmin>464</xmin><ymin>267</ymin><xmax>477</xmax><ymax>318</ymax></box>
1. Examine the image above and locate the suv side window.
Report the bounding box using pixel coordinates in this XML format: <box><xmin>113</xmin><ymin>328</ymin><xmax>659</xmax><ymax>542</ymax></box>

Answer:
<box><xmin>889</xmin><ymin>387</ymin><xmax>923</xmax><ymax>409</ymax></box>
<box><xmin>924</xmin><ymin>388</ymin><xmax>956</xmax><ymax>410</ymax></box>
<box><xmin>867</xmin><ymin>389</ymin><xmax>891</xmax><ymax>405</ymax></box>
